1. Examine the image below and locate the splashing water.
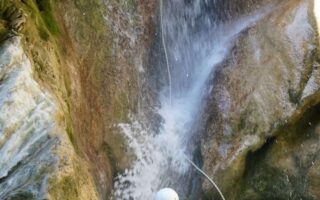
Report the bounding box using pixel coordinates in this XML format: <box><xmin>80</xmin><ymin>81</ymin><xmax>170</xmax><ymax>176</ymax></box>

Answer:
<box><xmin>113</xmin><ymin>1</ymin><xmax>272</xmax><ymax>199</ymax></box>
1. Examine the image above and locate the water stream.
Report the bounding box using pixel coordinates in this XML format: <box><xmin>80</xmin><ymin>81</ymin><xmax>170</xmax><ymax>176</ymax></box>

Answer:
<box><xmin>114</xmin><ymin>1</ymin><xmax>271</xmax><ymax>199</ymax></box>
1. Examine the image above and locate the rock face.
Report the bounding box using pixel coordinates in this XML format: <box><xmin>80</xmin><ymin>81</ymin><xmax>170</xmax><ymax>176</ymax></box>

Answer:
<box><xmin>1</xmin><ymin>0</ymin><xmax>320</xmax><ymax>199</ymax></box>
<box><xmin>201</xmin><ymin>0</ymin><xmax>320</xmax><ymax>199</ymax></box>
<box><xmin>0</xmin><ymin>37</ymin><xmax>98</xmax><ymax>199</ymax></box>
<box><xmin>55</xmin><ymin>0</ymin><xmax>156</xmax><ymax>198</ymax></box>
<box><xmin>0</xmin><ymin>0</ymin><xmax>156</xmax><ymax>199</ymax></box>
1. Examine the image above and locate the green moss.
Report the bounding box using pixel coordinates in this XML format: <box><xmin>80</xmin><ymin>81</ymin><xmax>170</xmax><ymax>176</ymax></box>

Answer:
<box><xmin>288</xmin><ymin>88</ymin><xmax>300</xmax><ymax>104</ymax></box>
<box><xmin>242</xmin><ymin>166</ymin><xmax>293</xmax><ymax>199</ymax></box>
<box><xmin>37</xmin><ymin>26</ymin><xmax>49</xmax><ymax>40</ymax></box>
<box><xmin>9</xmin><ymin>0</ymin><xmax>60</xmax><ymax>43</ymax></box>
<box><xmin>35</xmin><ymin>0</ymin><xmax>60</xmax><ymax>36</ymax></box>
<box><xmin>0</xmin><ymin>0</ymin><xmax>140</xmax><ymax>198</ymax></box>
<box><xmin>0</xmin><ymin>20</ymin><xmax>7</xmax><ymax>43</ymax></box>
<box><xmin>237</xmin><ymin>103</ymin><xmax>320</xmax><ymax>200</ymax></box>
<box><xmin>0</xmin><ymin>1</ymin><xmax>12</xmax><ymax>43</ymax></box>
<box><xmin>238</xmin><ymin>115</ymin><xmax>247</xmax><ymax>130</ymax></box>
<box><xmin>12</xmin><ymin>0</ymin><xmax>77</xmax><ymax>153</ymax></box>
<box><xmin>66</xmin><ymin>121</ymin><xmax>78</xmax><ymax>152</ymax></box>
<box><xmin>49</xmin><ymin>176</ymin><xmax>80</xmax><ymax>200</ymax></box>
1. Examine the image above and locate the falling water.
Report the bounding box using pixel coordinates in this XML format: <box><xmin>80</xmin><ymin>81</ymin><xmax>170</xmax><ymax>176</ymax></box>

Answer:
<box><xmin>114</xmin><ymin>1</ymin><xmax>272</xmax><ymax>199</ymax></box>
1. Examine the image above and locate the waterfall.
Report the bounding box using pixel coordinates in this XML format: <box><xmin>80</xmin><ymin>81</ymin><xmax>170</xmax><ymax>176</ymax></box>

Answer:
<box><xmin>113</xmin><ymin>1</ymin><xmax>272</xmax><ymax>199</ymax></box>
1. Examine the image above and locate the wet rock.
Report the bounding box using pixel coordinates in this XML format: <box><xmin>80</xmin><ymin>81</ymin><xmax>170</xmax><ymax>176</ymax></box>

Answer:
<box><xmin>0</xmin><ymin>37</ymin><xmax>99</xmax><ymax>200</ymax></box>
<box><xmin>201</xmin><ymin>0</ymin><xmax>320</xmax><ymax>199</ymax></box>
<box><xmin>0</xmin><ymin>0</ymin><xmax>157</xmax><ymax>199</ymax></box>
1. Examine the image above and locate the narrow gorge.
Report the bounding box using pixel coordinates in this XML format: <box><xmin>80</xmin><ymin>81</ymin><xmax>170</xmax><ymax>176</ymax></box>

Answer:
<box><xmin>0</xmin><ymin>0</ymin><xmax>319</xmax><ymax>200</ymax></box>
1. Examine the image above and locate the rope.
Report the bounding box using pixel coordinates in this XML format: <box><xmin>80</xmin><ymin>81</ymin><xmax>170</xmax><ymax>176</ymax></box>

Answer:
<box><xmin>185</xmin><ymin>157</ymin><xmax>226</xmax><ymax>200</ymax></box>
<box><xmin>160</xmin><ymin>2</ymin><xmax>223</xmax><ymax>199</ymax></box>
<box><xmin>160</xmin><ymin>0</ymin><xmax>172</xmax><ymax>105</ymax></box>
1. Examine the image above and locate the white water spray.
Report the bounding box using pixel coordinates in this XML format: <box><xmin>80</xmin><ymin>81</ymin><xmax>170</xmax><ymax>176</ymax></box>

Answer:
<box><xmin>114</xmin><ymin>2</ymin><xmax>272</xmax><ymax>199</ymax></box>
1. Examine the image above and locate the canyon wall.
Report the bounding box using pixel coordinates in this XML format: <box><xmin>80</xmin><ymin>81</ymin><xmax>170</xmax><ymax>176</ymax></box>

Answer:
<box><xmin>201</xmin><ymin>0</ymin><xmax>320</xmax><ymax>199</ymax></box>
<box><xmin>1</xmin><ymin>0</ymin><xmax>320</xmax><ymax>199</ymax></box>
<box><xmin>0</xmin><ymin>0</ymin><xmax>156</xmax><ymax>199</ymax></box>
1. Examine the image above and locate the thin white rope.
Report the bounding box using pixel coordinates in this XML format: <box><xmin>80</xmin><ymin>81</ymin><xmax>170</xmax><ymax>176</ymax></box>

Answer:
<box><xmin>160</xmin><ymin>0</ymin><xmax>172</xmax><ymax>105</ymax></box>
<box><xmin>185</xmin><ymin>157</ymin><xmax>226</xmax><ymax>200</ymax></box>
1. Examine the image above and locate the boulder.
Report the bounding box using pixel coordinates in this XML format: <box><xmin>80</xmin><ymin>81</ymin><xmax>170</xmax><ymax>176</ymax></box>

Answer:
<box><xmin>201</xmin><ymin>0</ymin><xmax>320</xmax><ymax>199</ymax></box>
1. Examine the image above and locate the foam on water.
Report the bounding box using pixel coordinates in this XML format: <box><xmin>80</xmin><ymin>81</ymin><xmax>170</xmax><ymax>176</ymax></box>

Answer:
<box><xmin>114</xmin><ymin>2</ymin><xmax>272</xmax><ymax>199</ymax></box>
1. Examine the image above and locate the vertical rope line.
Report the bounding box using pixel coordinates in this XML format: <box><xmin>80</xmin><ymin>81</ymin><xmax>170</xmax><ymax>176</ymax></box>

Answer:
<box><xmin>160</xmin><ymin>0</ymin><xmax>172</xmax><ymax>105</ymax></box>
<box><xmin>185</xmin><ymin>157</ymin><xmax>226</xmax><ymax>200</ymax></box>
<box><xmin>161</xmin><ymin>1</ymin><xmax>223</xmax><ymax>199</ymax></box>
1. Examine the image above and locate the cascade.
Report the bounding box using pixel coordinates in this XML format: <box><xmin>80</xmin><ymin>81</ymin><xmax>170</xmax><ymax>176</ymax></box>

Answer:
<box><xmin>114</xmin><ymin>1</ymin><xmax>272</xmax><ymax>199</ymax></box>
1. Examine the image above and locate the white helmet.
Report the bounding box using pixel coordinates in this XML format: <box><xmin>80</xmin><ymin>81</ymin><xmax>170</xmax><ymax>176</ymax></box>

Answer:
<box><xmin>154</xmin><ymin>188</ymin><xmax>179</xmax><ymax>200</ymax></box>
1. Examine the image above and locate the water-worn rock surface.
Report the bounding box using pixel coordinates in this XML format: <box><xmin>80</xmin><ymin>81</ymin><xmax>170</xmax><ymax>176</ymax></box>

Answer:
<box><xmin>201</xmin><ymin>0</ymin><xmax>320</xmax><ymax>199</ymax></box>
<box><xmin>1</xmin><ymin>0</ymin><xmax>320</xmax><ymax>199</ymax></box>
<box><xmin>0</xmin><ymin>37</ymin><xmax>98</xmax><ymax>199</ymax></box>
<box><xmin>0</xmin><ymin>0</ymin><xmax>155</xmax><ymax>199</ymax></box>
